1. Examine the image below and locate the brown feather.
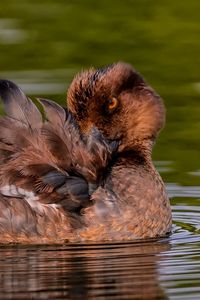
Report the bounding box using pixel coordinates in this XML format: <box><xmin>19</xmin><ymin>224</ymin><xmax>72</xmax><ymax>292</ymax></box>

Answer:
<box><xmin>38</xmin><ymin>98</ymin><xmax>67</xmax><ymax>128</ymax></box>
<box><xmin>0</xmin><ymin>80</ymin><xmax>42</xmax><ymax>129</ymax></box>
<box><xmin>0</xmin><ymin>80</ymin><xmax>115</xmax><ymax>239</ymax></box>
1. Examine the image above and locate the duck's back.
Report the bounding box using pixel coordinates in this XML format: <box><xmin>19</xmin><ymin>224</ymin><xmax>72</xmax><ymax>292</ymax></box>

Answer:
<box><xmin>0</xmin><ymin>80</ymin><xmax>114</xmax><ymax>243</ymax></box>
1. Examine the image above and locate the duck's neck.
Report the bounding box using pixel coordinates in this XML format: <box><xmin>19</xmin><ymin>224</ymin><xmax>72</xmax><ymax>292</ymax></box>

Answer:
<box><xmin>116</xmin><ymin>138</ymin><xmax>154</xmax><ymax>167</ymax></box>
<box><xmin>105</xmin><ymin>142</ymin><xmax>171</xmax><ymax>237</ymax></box>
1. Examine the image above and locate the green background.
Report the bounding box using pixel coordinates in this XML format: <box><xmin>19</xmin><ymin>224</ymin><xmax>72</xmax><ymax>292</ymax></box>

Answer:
<box><xmin>0</xmin><ymin>0</ymin><xmax>200</xmax><ymax>186</ymax></box>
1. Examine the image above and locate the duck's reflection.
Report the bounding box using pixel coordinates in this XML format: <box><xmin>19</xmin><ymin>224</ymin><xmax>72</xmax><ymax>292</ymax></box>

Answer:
<box><xmin>0</xmin><ymin>240</ymin><xmax>170</xmax><ymax>299</ymax></box>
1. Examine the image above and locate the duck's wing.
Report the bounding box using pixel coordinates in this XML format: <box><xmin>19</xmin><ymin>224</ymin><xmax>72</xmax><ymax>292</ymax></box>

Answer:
<box><xmin>38</xmin><ymin>97</ymin><xmax>116</xmax><ymax>182</ymax></box>
<box><xmin>0</xmin><ymin>80</ymin><xmax>115</xmax><ymax>235</ymax></box>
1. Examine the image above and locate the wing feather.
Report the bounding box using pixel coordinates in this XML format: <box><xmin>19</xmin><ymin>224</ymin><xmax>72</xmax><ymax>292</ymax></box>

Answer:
<box><xmin>0</xmin><ymin>80</ymin><xmax>117</xmax><ymax>237</ymax></box>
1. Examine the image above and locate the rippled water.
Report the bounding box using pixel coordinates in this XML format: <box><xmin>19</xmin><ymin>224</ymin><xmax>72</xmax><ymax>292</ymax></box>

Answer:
<box><xmin>0</xmin><ymin>0</ymin><xmax>200</xmax><ymax>299</ymax></box>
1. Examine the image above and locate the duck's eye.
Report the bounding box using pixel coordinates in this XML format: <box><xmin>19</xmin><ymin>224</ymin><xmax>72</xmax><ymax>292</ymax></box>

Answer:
<box><xmin>108</xmin><ymin>97</ymin><xmax>118</xmax><ymax>111</ymax></box>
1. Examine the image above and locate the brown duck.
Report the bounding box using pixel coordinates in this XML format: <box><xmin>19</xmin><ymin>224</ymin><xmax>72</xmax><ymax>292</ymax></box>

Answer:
<box><xmin>0</xmin><ymin>62</ymin><xmax>171</xmax><ymax>243</ymax></box>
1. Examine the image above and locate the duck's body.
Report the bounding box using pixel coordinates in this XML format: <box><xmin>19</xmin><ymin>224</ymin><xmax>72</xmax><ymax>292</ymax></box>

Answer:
<box><xmin>81</xmin><ymin>154</ymin><xmax>171</xmax><ymax>241</ymax></box>
<box><xmin>0</xmin><ymin>63</ymin><xmax>172</xmax><ymax>243</ymax></box>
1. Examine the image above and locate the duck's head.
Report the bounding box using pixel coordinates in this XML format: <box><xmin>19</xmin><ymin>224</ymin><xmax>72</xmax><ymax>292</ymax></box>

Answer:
<box><xmin>67</xmin><ymin>62</ymin><xmax>165</xmax><ymax>156</ymax></box>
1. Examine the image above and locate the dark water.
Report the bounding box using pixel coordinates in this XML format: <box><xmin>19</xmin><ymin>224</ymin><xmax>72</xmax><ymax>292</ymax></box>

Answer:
<box><xmin>0</xmin><ymin>1</ymin><xmax>200</xmax><ymax>299</ymax></box>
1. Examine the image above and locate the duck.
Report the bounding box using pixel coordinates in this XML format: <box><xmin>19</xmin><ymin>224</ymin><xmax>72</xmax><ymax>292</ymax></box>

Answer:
<box><xmin>0</xmin><ymin>62</ymin><xmax>172</xmax><ymax>243</ymax></box>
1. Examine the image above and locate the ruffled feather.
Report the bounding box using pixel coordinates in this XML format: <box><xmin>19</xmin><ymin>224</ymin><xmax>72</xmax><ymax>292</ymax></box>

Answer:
<box><xmin>0</xmin><ymin>80</ymin><xmax>116</xmax><ymax>239</ymax></box>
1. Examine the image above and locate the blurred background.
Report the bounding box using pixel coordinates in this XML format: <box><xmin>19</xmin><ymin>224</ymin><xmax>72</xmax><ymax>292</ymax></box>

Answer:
<box><xmin>0</xmin><ymin>0</ymin><xmax>200</xmax><ymax>186</ymax></box>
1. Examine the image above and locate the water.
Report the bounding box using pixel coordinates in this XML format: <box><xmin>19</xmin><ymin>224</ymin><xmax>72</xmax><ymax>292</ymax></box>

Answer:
<box><xmin>0</xmin><ymin>213</ymin><xmax>200</xmax><ymax>300</ymax></box>
<box><xmin>2</xmin><ymin>182</ymin><xmax>200</xmax><ymax>299</ymax></box>
<box><xmin>0</xmin><ymin>0</ymin><xmax>200</xmax><ymax>299</ymax></box>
